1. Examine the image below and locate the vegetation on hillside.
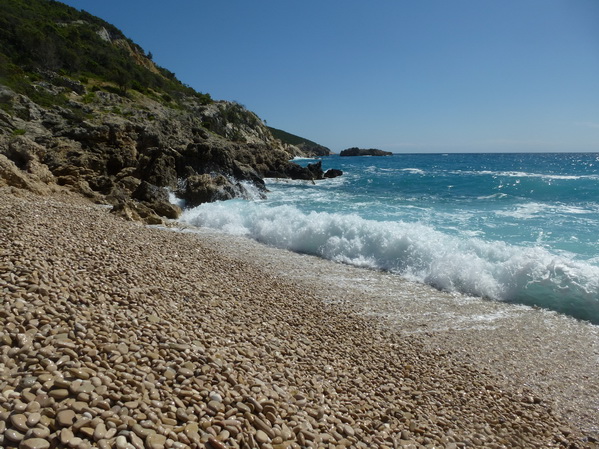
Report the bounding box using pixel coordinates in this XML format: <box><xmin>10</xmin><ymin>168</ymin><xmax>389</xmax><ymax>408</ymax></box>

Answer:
<box><xmin>268</xmin><ymin>127</ymin><xmax>331</xmax><ymax>155</ymax></box>
<box><xmin>268</xmin><ymin>127</ymin><xmax>319</xmax><ymax>147</ymax></box>
<box><xmin>0</xmin><ymin>0</ymin><xmax>211</xmax><ymax>107</ymax></box>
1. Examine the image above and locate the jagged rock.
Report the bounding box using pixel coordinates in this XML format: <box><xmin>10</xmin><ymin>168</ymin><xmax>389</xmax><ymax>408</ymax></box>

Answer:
<box><xmin>87</xmin><ymin>175</ymin><xmax>114</xmax><ymax>194</ymax></box>
<box><xmin>0</xmin><ymin>154</ymin><xmax>50</xmax><ymax>195</ymax></box>
<box><xmin>130</xmin><ymin>180</ymin><xmax>181</xmax><ymax>218</ymax></box>
<box><xmin>147</xmin><ymin>201</ymin><xmax>181</xmax><ymax>219</ymax></box>
<box><xmin>181</xmin><ymin>174</ymin><xmax>237</xmax><ymax>207</ymax></box>
<box><xmin>111</xmin><ymin>200</ymin><xmax>163</xmax><ymax>225</ymax></box>
<box><xmin>132</xmin><ymin>181</ymin><xmax>169</xmax><ymax>203</ymax></box>
<box><xmin>324</xmin><ymin>168</ymin><xmax>343</xmax><ymax>178</ymax></box>
<box><xmin>117</xmin><ymin>175</ymin><xmax>142</xmax><ymax>193</ymax></box>
<box><xmin>2</xmin><ymin>137</ymin><xmax>54</xmax><ymax>184</ymax></box>
<box><xmin>137</xmin><ymin>148</ymin><xmax>178</xmax><ymax>188</ymax></box>
<box><xmin>282</xmin><ymin>160</ymin><xmax>325</xmax><ymax>181</ymax></box>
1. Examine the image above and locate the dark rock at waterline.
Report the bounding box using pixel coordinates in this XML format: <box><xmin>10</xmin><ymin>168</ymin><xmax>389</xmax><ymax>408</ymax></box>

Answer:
<box><xmin>340</xmin><ymin>147</ymin><xmax>393</xmax><ymax>157</ymax></box>
<box><xmin>147</xmin><ymin>200</ymin><xmax>182</xmax><ymax>220</ymax></box>
<box><xmin>132</xmin><ymin>180</ymin><xmax>169</xmax><ymax>204</ymax></box>
<box><xmin>180</xmin><ymin>174</ymin><xmax>237</xmax><ymax>208</ymax></box>
<box><xmin>282</xmin><ymin>160</ymin><xmax>325</xmax><ymax>180</ymax></box>
<box><xmin>131</xmin><ymin>181</ymin><xmax>181</xmax><ymax>220</ymax></box>
<box><xmin>324</xmin><ymin>168</ymin><xmax>343</xmax><ymax>178</ymax></box>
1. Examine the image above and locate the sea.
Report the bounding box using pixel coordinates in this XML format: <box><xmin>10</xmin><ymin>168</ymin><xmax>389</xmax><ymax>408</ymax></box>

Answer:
<box><xmin>179</xmin><ymin>152</ymin><xmax>599</xmax><ymax>325</ymax></box>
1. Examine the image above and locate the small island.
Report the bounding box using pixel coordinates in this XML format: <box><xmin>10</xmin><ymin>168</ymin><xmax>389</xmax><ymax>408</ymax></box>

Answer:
<box><xmin>339</xmin><ymin>147</ymin><xmax>393</xmax><ymax>157</ymax></box>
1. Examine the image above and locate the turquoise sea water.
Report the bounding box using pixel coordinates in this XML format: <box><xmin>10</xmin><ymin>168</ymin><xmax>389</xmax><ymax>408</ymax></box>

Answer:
<box><xmin>181</xmin><ymin>153</ymin><xmax>599</xmax><ymax>324</ymax></box>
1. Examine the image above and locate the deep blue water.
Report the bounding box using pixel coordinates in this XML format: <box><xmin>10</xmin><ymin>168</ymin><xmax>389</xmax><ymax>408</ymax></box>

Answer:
<box><xmin>181</xmin><ymin>153</ymin><xmax>599</xmax><ymax>324</ymax></box>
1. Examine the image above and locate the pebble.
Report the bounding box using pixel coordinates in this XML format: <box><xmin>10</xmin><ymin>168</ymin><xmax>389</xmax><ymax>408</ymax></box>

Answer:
<box><xmin>19</xmin><ymin>438</ymin><xmax>50</xmax><ymax>449</ymax></box>
<box><xmin>116</xmin><ymin>436</ymin><xmax>128</xmax><ymax>449</ymax></box>
<box><xmin>255</xmin><ymin>430</ymin><xmax>271</xmax><ymax>444</ymax></box>
<box><xmin>56</xmin><ymin>409</ymin><xmax>77</xmax><ymax>427</ymax></box>
<box><xmin>10</xmin><ymin>414</ymin><xmax>29</xmax><ymax>432</ymax></box>
<box><xmin>94</xmin><ymin>422</ymin><xmax>107</xmax><ymax>440</ymax></box>
<box><xmin>26</xmin><ymin>412</ymin><xmax>41</xmax><ymax>427</ymax></box>
<box><xmin>25</xmin><ymin>427</ymin><xmax>50</xmax><ymax>439</ymax></box>
<box><xmin>6</xmin><ymin>429</ymin><xmax>25</xmax><ymax>443</ymax></box>
<box><xmin>146</xmin><ymin>433</ymin><xmax>167</xmax><ymax>449</ymax></box>
<box><xmin>48</xmin><ymin>389</ymin><xmax>70</xmax><ymax>400</ymax></box>
<box><xmin>60</xmin><ymin>428</ymin><xmax>75</xmax><ymax>445</ymax></box>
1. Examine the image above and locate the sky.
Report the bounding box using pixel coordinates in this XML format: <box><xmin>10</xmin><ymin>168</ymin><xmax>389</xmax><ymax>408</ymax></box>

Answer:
<box><xmin>59</xmin><ymin>0</ymin><xmax>599</xmax><ymax>153</ymax></box>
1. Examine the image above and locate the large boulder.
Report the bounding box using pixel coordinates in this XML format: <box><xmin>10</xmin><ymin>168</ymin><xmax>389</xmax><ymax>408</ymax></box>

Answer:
<box><xmin>147</xmin><ymin>201</ymin><xmax>181</xmax><ymax>219</ymax></box>
<box><xmin>282</xmin><ymin>160</ymin><xmax>325</xmax><ymax>181</ymax></box>
<box><xmin>132</xmin><ymin>181</ymin><xmax>170</xmax><ymax>203</ymax></box>
<box><xmin>131</xmin><ymin>181</ymin><xmax>181</xmax><ymax>219</ymax></box>
<box><xmin>111</xmin><ymin>200</ymin><xmax>164</xmax><ymax>225</ymax></box>
<box><xmin>324</xmin><ymin>168</ymin><xmax>343</xmax><ymax>178</ymax></box>
<box><xmin>0</xmin><ymin>154</ymin><xmax>51</xmax><ymax>195</ymax></box>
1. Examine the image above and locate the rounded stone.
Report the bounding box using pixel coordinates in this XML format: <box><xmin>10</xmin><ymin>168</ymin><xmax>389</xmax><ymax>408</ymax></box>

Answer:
<box><xmin>56</xmin><ymin>409</ymin><xmax>77</xmax><ymax>427</ymax></box>
<box><xmin>115</xmin><ymin>436</ymin><xmax>128</xmax><ymax>449</ymax></box>
<box><xmin>146</xmin><ymin>433</ymin><xmax>167</xmax><ymax>449</ymax></box>
<box><xmin>26</xmin><ymin>413</ymin><xmax>41</xmax><ymax>427</ymax></box>
<box><xmin>48</xmin><ymin>389</ymin><xmax>70</xmax><ymax>400</ymax></box>
<box><xmin>93</xmin><ymin>423</ymin><xmax>107</xmax><ymax>441</ymax></box>
<box><xmin>60</xmin><ymin>428</ymin><xmax>75</xmax><ymax>445</ymax></box>
<box><xmin>6</xmin><ymin>429</ymin><xmax>25</xmax><ymax>443</ymax></box>
<box><xmin>255</xmin><ymin>430</ymin><xmax>271</xmax><ymax>444</ymax></box>
<box><xmin>25</xmin><ymin>427</ymin><xmax>50</xmax><ymax>439</ymax></box>
<box><xmin>178</xmin><ymin>368</ymin><xmax>193</xmax><ymax>377</ymax></box>
<box><xmin>10</xmin><ymin>414</ymin><xmax>29</xmax><ymax>432</ymax></box>
<box><xmin>19</xmin><ymin>438</ymin><xmax>50</xmax><ymax>449</ymax></box>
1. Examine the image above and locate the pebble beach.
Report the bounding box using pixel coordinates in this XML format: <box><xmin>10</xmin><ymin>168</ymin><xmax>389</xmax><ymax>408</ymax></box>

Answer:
<box><xmin>1</xmin><ymin>188</ymin><xmax>598</xmax><ymax>449</ymax></box>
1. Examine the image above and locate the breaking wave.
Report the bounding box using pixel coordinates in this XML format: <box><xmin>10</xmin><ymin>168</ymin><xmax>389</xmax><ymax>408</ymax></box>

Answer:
<box><xmin>181</xmin><ymin>200</ymin><xmax>599</xmax><ymax>323</ymax></box>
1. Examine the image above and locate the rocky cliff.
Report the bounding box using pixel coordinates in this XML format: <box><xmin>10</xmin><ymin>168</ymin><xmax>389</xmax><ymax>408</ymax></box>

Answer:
<box><xmin>0</xmin><ymin>0</ymin><xmax>334</xmax><ymax>223</ymax></box>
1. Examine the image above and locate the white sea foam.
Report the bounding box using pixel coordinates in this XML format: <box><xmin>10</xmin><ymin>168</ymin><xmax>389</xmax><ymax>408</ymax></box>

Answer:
<box><xmin>477</xmin><ymin>193</ymin><xmax>509</xmax><ymax>200</ymax></box>
<box><xmin>455</xmin><ymin>170</ymin><xmax>599</xmax><ymax>181</ymax></box>
<box><xmin>180</xmin><ymin>200</ymin><xmax>599</xmax><ymax>322</ymax></box>
<box><xmin>495</xmin><ymin>202</ymin><xmax>549</xmax><ymax>219</ymax></box>
<box><xmin>290</xmin><ymin>156</ymin><xmax>320</xmax><ymax>161</ymax></box>
<box><xmin>496</xmin><ymin>202</ymin><xmax>595</xmax><ymax>219</ymax></box>
<box><xmin>400</xmin><ymin>168</ymin><xmax>426</xmax><ymax>175</ymax></box>
<box><xmin>168</xmin><ymin>190</ymin><xmax>186</xmax><ymax>208</ymax></box>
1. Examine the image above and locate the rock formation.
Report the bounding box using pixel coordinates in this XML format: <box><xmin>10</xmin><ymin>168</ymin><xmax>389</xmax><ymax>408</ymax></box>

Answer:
<box><xmin>339</xmin><ymin>147</ymin><xmax>393</xmax><ymax>157</ymax></box>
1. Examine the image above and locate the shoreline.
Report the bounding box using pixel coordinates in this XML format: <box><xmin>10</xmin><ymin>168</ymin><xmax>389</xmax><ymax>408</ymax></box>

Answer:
<box><xmin>174</xmin><ymin>224</ymin><xmax>599</xmax><ymax>439</ymax></box>
<box><xmin>1</xmin><ymin>188</ymin><xmax>597</xmax><ymax>449</ymax></box>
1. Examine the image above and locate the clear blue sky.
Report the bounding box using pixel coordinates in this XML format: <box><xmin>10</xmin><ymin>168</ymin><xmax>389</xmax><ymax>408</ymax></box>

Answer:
<box><xmin>60</xmin><ymin>0</ymin><xmax>599</xmax><ymax>153</ymax></box>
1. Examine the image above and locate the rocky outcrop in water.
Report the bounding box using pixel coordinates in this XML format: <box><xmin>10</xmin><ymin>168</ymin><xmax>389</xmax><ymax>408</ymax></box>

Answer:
<box><xmin>324</xmin><ymin>168</ymin><xmax>343</xmax><ymax>178</ymax></box>
<box><xmin>340</xmin><ymin>147</ymin><xmax>393</xmax><ymax>157</ymax></box>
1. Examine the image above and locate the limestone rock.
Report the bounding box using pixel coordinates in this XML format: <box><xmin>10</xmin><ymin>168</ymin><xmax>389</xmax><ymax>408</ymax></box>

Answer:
<box><xmin>181</xmin><ymin>173</ymin><xmax>236</xmax><ymax>207</ymax></box>
<box><xmin>132</xmin><ymin>181</ymin><xmax>169</xmax><ymax>203</ymax></box>
<box><xmin>0</xmin><ymin>154</ymin><xmax>50</xmax><ymax>195</ymax></box>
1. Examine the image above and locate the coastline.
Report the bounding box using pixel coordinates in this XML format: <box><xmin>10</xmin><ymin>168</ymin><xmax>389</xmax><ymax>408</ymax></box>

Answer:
<box><xmin>1</xmin><ymin>188</ymin><xmax>597</xmax><ymax>449</ymax></box>
<box><xmin>186</xmin><ymin>225</ymin><xmax>599</xmax><ymax>439</ymax></box>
